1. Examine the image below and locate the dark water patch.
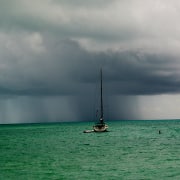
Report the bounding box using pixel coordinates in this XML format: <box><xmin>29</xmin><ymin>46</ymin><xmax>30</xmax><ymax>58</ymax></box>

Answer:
<box><xmin>83</xmin><ymin>143</ymin><xmax>90</xmax><ymax>146</ymax></box>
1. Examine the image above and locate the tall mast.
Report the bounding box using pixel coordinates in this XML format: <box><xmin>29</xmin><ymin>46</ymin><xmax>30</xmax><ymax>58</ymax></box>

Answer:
<box><xmin>100</xmin><ymin>68</ymin><xmax>104</xmax><ymax>123</ymax></box>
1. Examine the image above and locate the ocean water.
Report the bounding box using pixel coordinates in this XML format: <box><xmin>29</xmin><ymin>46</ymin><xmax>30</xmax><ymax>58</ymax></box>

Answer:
<box><xmin>1</xmin><ymin>120</ymin><xmax>180</xmax><ymax>180</ymax></box>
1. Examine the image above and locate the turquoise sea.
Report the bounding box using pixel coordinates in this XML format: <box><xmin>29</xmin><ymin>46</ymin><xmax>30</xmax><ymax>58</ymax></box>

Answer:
<box><xmin>1</xmin><ymin>120</ymin><xmax>180</xmax><ymax>179</ymax></box>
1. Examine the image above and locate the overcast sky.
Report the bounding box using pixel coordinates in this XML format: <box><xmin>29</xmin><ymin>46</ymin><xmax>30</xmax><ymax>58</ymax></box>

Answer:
<box><xmin>1</xmin><ymin>0</ymin><xmax>180</xmax><ymax>123</ymax></box>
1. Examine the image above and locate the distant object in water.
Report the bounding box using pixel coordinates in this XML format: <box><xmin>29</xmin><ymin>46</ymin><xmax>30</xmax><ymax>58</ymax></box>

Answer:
<box><xmin>83</xmin><ymin>69</ymin><xmax>108</xmax><ymax>133</ymax></box>
<box><xmin>158</xmin><ymin>130</ymin><xmax>161</xmax><ymax>134</ymax></box>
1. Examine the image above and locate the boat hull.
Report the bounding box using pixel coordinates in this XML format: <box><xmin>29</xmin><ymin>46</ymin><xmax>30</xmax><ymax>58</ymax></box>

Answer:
<box><xmin>93</xmin><ymin>124</ymin><xmax>108</xmax><ymax>132</ymax></box>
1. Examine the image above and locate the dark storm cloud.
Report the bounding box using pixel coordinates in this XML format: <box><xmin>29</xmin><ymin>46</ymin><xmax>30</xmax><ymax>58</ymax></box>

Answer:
<box><xmin>0</xmin><ymin>35</ymin><xmax>179</xmax><ymax>97</ymax></box>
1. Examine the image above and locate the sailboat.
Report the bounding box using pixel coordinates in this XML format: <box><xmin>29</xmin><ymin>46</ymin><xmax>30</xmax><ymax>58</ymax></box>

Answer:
<box><xmin>84</xmin><ymin>69</ymin><xmax>108</xmax><ymax>133</ymax></box>
<box><xmin>93</xmin><ymin>69</ymin><xmax>108</xmax><ymax>132</ymax></box>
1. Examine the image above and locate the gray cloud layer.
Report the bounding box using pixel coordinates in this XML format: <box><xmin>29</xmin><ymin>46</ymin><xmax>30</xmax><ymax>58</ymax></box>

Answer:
<box><xmin>0</xmin><ymin>34</ymin><xmax>179</xmax><ymax>96</ymax></box>
<box><xmin>0</xmin><ymin>0</ymin><xmax>180</xmax><ymax>123</ymax></box>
